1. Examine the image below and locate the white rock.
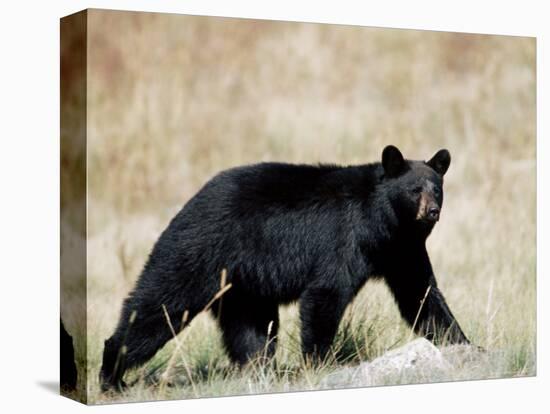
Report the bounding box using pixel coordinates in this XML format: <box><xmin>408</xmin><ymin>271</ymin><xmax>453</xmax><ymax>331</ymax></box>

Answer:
<box><xmin>321</xmin><ymin>338</ymin><xmax>453</xmax><ymax>388</ymax></box>
<box><xmin>367</xmin><ymin>338</ymin><xmax>450</xmax><ymax>376</ymax></box>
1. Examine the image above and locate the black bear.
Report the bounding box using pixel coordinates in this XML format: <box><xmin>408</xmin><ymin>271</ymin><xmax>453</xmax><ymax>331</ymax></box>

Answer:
<box><xmin>100</xmin><ymin>145</ymin><xmax>470</xmax><ymax>390</ymax></box>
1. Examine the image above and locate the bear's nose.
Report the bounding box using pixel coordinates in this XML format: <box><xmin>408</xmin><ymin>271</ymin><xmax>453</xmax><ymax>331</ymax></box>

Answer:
<box><xmin>428</xmin><ymin>207</ymin><xmax>440</xmax><ymax>221</ymax></box>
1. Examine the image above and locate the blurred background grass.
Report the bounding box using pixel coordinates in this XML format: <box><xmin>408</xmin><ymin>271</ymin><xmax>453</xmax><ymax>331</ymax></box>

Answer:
<box><xmin>62</xmin><ymin>9</ymin><xmax>536</xmax><ymax>403</ymax></box>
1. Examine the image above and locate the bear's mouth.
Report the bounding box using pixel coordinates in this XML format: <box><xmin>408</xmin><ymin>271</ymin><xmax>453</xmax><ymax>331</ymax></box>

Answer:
<box><xmin>416</xmin><ymin>213</ymin><xmax>439</xmax><ymax>226</ymax></box>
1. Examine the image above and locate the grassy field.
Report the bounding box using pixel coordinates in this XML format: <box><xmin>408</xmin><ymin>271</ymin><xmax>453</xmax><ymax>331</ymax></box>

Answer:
<box><xmin>61</xmin><ymin>10</ymin><xmax>536</xmax><ymax>404</ymax></box>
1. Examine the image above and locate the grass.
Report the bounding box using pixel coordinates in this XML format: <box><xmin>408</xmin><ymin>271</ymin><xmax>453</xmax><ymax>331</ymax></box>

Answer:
<box><xmin>88</xmin><ymin>280</ymin><xmax>535</xmax><ymax>404</ymax></box>
<box><xmin>60</xmin><ymin>10</ymin><xmax>536</xmax><ymax>404</ymax></box>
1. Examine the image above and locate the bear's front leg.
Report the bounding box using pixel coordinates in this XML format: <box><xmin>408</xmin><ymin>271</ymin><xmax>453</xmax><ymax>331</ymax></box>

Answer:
<box><xmin>410</xmin><ymin>282</ymin><xmax>470</xmax><ymax>344</ymax></box>
<box><xmin>299</xmin><ymin>286</ymin><xmax>352</xmax><ymax>363</ymax></box>
<box><xmin>385</xmin><ymin>247</ymin><xmax>470</xmax><ymax>345</ymax></box>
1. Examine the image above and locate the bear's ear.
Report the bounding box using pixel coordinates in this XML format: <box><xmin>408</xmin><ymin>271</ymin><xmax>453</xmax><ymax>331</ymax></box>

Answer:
<box><xmin>427</xmin><ymin>149</ymin><xmax>451</xmax><ymax>176</ymax></box>
<box><xmin>382</xmin><ymin>145</ymin><xmax>406</xmax><ymax>177</ymax></box>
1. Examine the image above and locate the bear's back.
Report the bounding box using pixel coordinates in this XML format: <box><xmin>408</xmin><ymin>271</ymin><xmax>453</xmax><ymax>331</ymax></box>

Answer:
<box><xmin>209</xmin><ymin>162</ymin><xmax>381</xmax><ymax>211</ymax></box>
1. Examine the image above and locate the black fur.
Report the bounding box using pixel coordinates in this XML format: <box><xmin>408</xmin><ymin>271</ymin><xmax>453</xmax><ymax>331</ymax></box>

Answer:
<box><xmin>60</xmin><ymin>319</ymin><xmax>77</xmax><ymax>391</ymax></box>
<box><xmin>100</xmin><ymin>145</ymin><xmax>470</xmax><ymax>390</ymax></box>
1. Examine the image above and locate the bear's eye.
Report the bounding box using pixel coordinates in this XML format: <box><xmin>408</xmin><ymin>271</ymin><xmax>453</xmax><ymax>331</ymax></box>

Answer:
<box><xmin>434</xmin><ymin>188</ymin><xmax>441</xmax><ymax>197</ymax></box>
<box><xmin>411</xmin><ymin>186</ymin><xmax>422</xmax><ymax>194</ymax></box>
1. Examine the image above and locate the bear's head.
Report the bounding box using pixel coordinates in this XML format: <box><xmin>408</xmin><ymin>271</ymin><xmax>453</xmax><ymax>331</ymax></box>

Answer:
<box><xmin>381</xmin><ymin>145</ymin><xmax>451</xmax><ymax>233</ymax></box>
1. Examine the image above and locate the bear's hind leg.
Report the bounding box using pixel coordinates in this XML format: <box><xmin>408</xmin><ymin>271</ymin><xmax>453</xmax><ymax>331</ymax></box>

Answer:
<box><xmin>217</xmin><ymin>294</ymin><xmax>279</xmax><ymax>365</ymax></box>
<box><xmin>300</xmin><ymin>286</ymin><xmax>351</xmax><ymax>363</ymax></box>
<box><xmin>100</xmin><ymin>300</ymin><xmax>196</xmax><ymax>391</ymax></box>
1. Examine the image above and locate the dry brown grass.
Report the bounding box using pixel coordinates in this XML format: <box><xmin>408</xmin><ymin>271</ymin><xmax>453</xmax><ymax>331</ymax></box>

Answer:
<box><xmin>61</xmin><ymin>9</ymin><xmax>535</xmax><ymax>404</ymax></box>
